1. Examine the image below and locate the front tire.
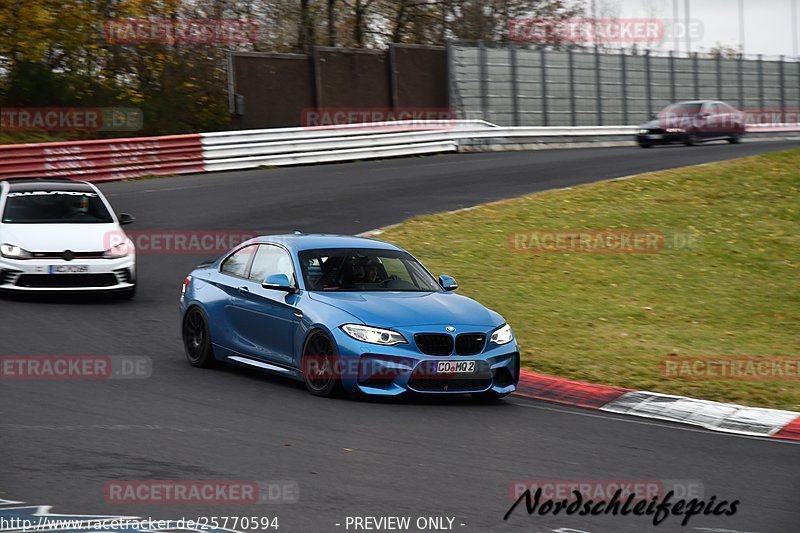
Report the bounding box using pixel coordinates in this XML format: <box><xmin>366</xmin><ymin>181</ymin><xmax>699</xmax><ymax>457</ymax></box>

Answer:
<box><xmin>301</xmin><ymin>331</ymin><xmax>344</xmax><ymax>398</ymax></box>
<box><xmin>684</xmin><ymin>134</ymin><xmax>699</xmax><ymax>147</ymax></box>
<box><xmin>182</xmin><ymin>307</ymin><xmax>216</xmax><ymax>368</ymax></box>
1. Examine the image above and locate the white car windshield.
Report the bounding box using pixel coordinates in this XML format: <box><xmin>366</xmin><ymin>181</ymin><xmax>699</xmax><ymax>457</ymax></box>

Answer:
<box><xmin>2</xmin><ymin>190</ymin><xmax>113</xmax><ymax>224</ymax></box>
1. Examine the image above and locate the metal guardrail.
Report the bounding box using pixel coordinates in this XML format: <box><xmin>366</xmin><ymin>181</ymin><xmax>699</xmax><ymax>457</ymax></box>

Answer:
<box><xmin>0</xmin><ymin>121</ymin><xmax>796</xmax><ymax>182</ymax></box>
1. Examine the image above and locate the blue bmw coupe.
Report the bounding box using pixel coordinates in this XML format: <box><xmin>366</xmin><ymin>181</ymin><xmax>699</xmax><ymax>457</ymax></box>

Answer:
<box><xmin>179</xmin><ymin>234</ymin><xmax>520</xmax><ymax>398</ymax></box>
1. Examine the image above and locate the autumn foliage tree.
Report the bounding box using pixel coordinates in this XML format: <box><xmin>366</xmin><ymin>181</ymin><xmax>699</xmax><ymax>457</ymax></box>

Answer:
<box><xmin>0</xmin><ymin>0</ymin><xmax>583</xmax><ymax>136</ymax></box>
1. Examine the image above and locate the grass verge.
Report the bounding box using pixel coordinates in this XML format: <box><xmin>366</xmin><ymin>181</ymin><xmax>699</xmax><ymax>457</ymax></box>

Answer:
<box><xmin>379</xmin><ymin>150</ymin><xmax>800</xmax><ymax>410</ymax></box>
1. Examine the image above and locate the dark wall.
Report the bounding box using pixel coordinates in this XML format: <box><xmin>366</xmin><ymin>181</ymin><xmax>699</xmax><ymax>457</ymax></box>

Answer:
<box><xmin>230</xmin><ymin>52</ymin><xmax>314</xmax><ymax>129</ymax></box>
<box><xmin>317</xmin><ymin>48</ymin><xmax>391</xmax><ymax>108</ymax></box>
<box><xmin>393</xmin><ymin>45</ymin><xmax>449</xmax><ymax>108</ymax></box>
<box><xmin>230</xmin><ymin>45</ymin><xmax>448</xmax><ymax>130</ymax></box>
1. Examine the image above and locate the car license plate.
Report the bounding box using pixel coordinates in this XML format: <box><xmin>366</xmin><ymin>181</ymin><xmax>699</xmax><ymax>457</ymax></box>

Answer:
<box><xmin>435</xmin><ymin>360</ymin><xmax>475</xmax><ymax>373</ymax></box>
<box><xmin>49</xmin><ymin>265</ymin><xmax>89</xmax><ymax>274</ymax></box>
<box><xmin>647</xmin><ymin>134</ymin><xmax>663</xmax><ymax>139</ymax></box>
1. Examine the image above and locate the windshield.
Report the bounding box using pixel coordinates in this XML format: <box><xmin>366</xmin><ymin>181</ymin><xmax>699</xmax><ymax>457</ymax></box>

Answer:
<box><xmin>662</xmin><ymin>103</ymin><xmax>703</xmax><ymax>116</ymax></box>
<box><xmin>2</xmin><ymin>190</ymin><xmax>113</xmax><ymax>224</ymax></box>
<box><xmin>299</xmin><ymin>248</ymin><xmax>442</xmax><ymax>292</ymax></box>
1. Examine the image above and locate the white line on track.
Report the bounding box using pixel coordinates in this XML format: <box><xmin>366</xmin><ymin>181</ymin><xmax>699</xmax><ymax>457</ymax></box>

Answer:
<box><xmin>507</xmin><ymin>397</ymin><xmax>799</xmax><ymax>446</ymax></box>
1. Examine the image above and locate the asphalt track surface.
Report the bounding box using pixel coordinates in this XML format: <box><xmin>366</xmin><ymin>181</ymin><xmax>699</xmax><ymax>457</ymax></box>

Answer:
<box><xmin>1</xmin><ymin>140</ymin><xmax>799</xmax><ymax>533</ymax></box>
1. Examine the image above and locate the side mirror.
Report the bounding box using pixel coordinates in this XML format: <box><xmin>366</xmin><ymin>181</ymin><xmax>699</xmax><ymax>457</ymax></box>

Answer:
<box><xmin>118</xmin><ymin>213</ymin><xmax>136</xmax><ymax>225</ymax></box>
<box><xmin>263</xmin><ymin>273</ymin><xmax>297</xmax><ymax>293</ymax></box>
<box><xmin>438</xmin><ymin>274</ymin><xmax>458</xmax><ymax>291</ymax></box>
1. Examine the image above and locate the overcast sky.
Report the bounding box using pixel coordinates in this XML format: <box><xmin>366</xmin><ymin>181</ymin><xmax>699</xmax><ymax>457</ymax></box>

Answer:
<box><xmin>591</xmin><ymin>0</ymin><xmax>799</xmax><ymax>58</ymax></box>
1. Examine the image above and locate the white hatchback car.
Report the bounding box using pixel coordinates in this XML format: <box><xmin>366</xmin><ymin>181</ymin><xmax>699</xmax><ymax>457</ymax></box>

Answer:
<box><xmin>0</xmin><ymin>178</ymin><xmax>136</xmax><ymax>298</ymax></box>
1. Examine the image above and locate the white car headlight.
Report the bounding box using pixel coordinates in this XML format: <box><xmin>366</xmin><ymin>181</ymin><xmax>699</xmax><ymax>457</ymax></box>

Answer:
<box><xmin>342</xmin><ymin>324</ymin><xmax>407</xmax><ymax>346</ymax></box>
<box><xmin>490</xmin><ymin>323</ymin><xmax>514</xmax><ymax>345</ymax></box>
<box><xmin>0</xmin><ymin>243</ymin><xmax>32</xmax><ymax>260</ymax></box>
<box><xmin>103</xmin><ymin>239</ymin><xmax>133</xmax><ymax>259</ymax></box>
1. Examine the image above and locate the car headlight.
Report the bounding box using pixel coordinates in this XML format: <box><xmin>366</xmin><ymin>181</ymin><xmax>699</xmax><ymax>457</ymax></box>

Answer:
<box><xmin>490</xmin><ymin>323</ymin><xmax>514</xmax><ymax>345</ymax></box>
<box><xmin>638</xmin><ymin>129</ymin><xmax>648</xmax><ymax>134</ymax></box>
<box><xmin>0</xmin><ymin>243</ymin><xmax>32</xmax><ymax>260</ymax></box>
<box><xmin>666</xmin><ymin>128</ymin><xmax>686</xmax><ymax>133</ymax></box>
<box><xmin>342</xmin><ymin>324</ymin><xmax>407</xmax><ymax>346</ymax></box>
<box><xmin>103</xmin><ymin>239</ymin><xmax>133</xmax><ymax>259</ymax></box>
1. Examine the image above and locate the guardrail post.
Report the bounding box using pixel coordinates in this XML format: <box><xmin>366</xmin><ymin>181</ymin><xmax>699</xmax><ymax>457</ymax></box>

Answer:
<box><xmin>226</xmin><ymin>50</ymin><xmax>236</xmax><ymax>115</ymax></box>
<box><xmin>621</xmin><ymin>50</ymin><xmax>628</xmax><ymax>126</ymax></box>
<box><xmin>569</xmin><ymin>48</ymin><xmax>577</xmax><ymax>126</ymax></box>
<box><xmin>388</xmin><ymin>43</ymin><xmax>399</xmax><ymax>110</ymax></box>
<box><xmin>645</xmin><ymin>50</ymin><xmax>653</xmax><ymax>120</ymax></box>
<box><xmin>716</xmin><ymin>54</ymin><xmax>723</xmax><ymax>100</ymax></box>
<box><xmin>738</xmin><ymin>53</ymin><xmax>745</xmax><ymax>108</ymax></box>
<box><xmin>758</xmin><ymin>54</ymin><xmax>765</xmax><ymax>111</ymax></box>
<box><xmin>510</xmin><ymin>44</ymin><xmax>520</xmax><ymax>126</ymax></box>
<box><xmin>594</xmin><ymin>47</ymin><xmax>603</xmax><ymax>126</ymax></box>
<box><xmin>540</xmin><ymin>47</ymin><xmax>549</xmax><ymax>126</ymax></box>
<box><xmin>479</xmin><ymin>42</ymin><xmax>489</xmax><ymax>122</ymax></box>
<box><xmin>779</xmin><ymin>55</ymin><xmax>786</xmax><ymax>116</ymax></box>
<box><xmin>693</xmin><ymin>52</ymin><xmax>700</xmax><ymax>100</ymax></box>
<box><xmin>312</xmin><ymin>46</ymin><xmax>323</xmax><ymax>109</ymax></box>
<box><xmin>446</xmin><ymin>40</ymin><xmax>456</xmax><ymax>115</ymax></box>
<box><xmin>669</xmin><ymin>50</ymin><xmax>676</xmax><ymax>103</ymax></box>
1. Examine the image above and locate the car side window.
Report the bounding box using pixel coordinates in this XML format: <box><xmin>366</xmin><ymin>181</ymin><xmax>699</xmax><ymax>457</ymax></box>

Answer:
<box><xmin>220</xmin><ymin>245</ymin><xmax>256</xmax><ymax>278</ymax></box>
<box><xmin>249</xmin><ymin>244</ymin><xmax>295</xmax><ymax>284</ymax></box>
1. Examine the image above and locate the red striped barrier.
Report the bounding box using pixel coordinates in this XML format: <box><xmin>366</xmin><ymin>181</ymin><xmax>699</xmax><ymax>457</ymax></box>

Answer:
<box><xmin>772</xmin><ymin>416</ymin><xmax>800</xmax><ymax>441</ymax></box>
<box><xmin>515</xmin><ymin>370</ymin><xmax>800</xmax><ymax>441</ymax></box>
<box><xmin>516</xmin><ymin>370</ymin><xmax>632</xmax><ymax>408</ymax></box>
<box><xmin>0</xmin><ymin>134</ymin><xmax>203</xmax><ymax>182</ymax></box>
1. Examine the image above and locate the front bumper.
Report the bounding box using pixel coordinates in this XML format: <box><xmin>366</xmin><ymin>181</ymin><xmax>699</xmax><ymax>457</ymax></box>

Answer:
<box><xmin>330</xmin><ymin>325</ymin><xmax>520</xmax><ymax>396</ymax></box>
<box><xmin>0</xmin><ymin>256</ymin><xmax>136</xmax><ymax>292</ymax></box>
<box><xmin>635</xmin><ymin>132</ymin><xmax>687</xmax><ymax>145</ymax></box>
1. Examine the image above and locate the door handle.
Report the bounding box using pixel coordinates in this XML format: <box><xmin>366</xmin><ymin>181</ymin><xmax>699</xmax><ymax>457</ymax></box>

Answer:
<box><xmin>294</xmin><ymin>311</ymin><xmax>304</xmax><ymax>319</ymax></box>
<box><xmin>238</xmin><ymin>286</ymin><xmax>250</xmax><ymax>294</ymax></box>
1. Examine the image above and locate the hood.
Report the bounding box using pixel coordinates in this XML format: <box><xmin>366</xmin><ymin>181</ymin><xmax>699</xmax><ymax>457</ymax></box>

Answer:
<box><xmin>0</xmin><ymin>223</ymin><xmax>121</xmax><ymax>253</ymax></box>
<box><xmin>308</xmin><ymin>291</ymin><xmax>503</xmax><ymax>328</ymax></box>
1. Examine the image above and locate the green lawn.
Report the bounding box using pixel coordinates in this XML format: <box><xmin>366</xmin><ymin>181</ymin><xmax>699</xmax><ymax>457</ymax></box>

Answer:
<box><xmin>379</xmin><ymin>150</ymin><xmax>800</xmax><ymax>410</ymax></box>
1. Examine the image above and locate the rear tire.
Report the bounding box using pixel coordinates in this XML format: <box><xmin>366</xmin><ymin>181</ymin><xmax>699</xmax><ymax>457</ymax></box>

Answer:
<box><xmin>182</xmin><ymin>307</ymin><xmax>217</xmax><ymax>368</ymax></box>
<box><xmin>301</xmin><ymin>331</ymin><xmax>344</xmax><ymax>398</ymax></box>
<box><xmin>638</xmin><ymin>143</ymin><xmax>652</xmax><ymax>149</ymax></box>
<box><xmin>728</xmin><ymin>133</ymin><xmax>742</xmax><ymax>144</ymax></box>
<box><xmin>684</xmin><ymin>134</ymin><xmax>699</xmax><ymax>147</ymax></box>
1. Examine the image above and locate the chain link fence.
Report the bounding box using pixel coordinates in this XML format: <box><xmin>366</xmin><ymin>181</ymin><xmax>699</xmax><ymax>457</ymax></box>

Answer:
<box><xmin>448</xmin><ymin>42</ymin><xmax>800</xmax><ymax>127</ymax></box>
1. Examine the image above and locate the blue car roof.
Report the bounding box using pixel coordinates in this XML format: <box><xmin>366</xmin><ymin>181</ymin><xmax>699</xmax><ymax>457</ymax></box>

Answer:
<box><xmin>245</xmin><ymin>233</ymin><xmax>404</xmax><ymax>253</ymax></box>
